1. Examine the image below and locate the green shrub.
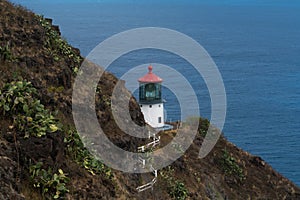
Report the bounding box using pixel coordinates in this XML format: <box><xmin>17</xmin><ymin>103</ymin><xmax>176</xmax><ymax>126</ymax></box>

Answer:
<box><xmin>220</xmin><ymin>149</ymin><xmax>245</xmax><ymax>181</ymax></box>
<box><xmin>169</xmin><ymin>180</ymin><xmax>188</xmax><ymax>200</ymax></box>
<box><xmin>36</xmin><ymin>15</ymin><xmax>81</xmax><ymax>73</ymax></box>
<box><xmin>198</xmin><ymin>117</ymin><xmax>210</xmax><ymax>136</ymax></box>
<box><xmin>0</xmin><ymin>81</ymin><xmax>60</xmax><ymax>137</ymax></box>
<box><xmin>64</xmin><ymin>129</ymin><xmax>113</xmax><ymax>179</ymax></box>
<box><xmin>29</xmin><ymin>162</ymin><xmax>69</xmax><ymax>199</ymax></box>
<box><xmin>171</xmin><ymin>143</ymin><xmax>184</xmax><ymax>154</ymax></box>
<box><xmin>0</xmin><ymin>44</ymin><xmax>13</xmax><ymax>62</ymax></box>
<box><xmin>160</xmin><ymin>166</ymin><xmax>188</xmax><ymax>200</ymax></box>
<box><xmin>183</xmin><ymin>116</ymin><xmax>210</xmax><ymax>137</ymax></box>
<box><xmin>47</xmin><ymin>86</ymin><xmax>64</xmax><ymax>93</ymax></box>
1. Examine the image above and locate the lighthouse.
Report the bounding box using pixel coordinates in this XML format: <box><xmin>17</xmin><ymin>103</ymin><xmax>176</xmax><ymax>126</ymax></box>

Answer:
<box><xmin>138</xmin><ymin>65</ymin><xmax>164</xmax><ymax>128</ymax></box>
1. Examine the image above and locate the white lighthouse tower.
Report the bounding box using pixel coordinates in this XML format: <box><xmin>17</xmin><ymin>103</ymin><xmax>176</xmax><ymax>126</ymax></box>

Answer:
<box><xmin>138</xmin><ymin>65</ymin><xmax>164</xmax><ymax>128</ymax></box>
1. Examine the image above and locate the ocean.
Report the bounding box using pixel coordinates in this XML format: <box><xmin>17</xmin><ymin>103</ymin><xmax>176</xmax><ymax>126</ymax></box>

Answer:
<box><xmin>12</xmin><ymin>1</ymin><xmax>300</xmax><ymax>186</ymax></box>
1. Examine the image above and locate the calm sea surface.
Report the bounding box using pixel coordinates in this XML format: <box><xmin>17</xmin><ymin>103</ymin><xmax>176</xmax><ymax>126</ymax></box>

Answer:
<box><xmin>14</xmin><ymin>1</ymin><xmax>300</xmax><ymax>185</ymax></box>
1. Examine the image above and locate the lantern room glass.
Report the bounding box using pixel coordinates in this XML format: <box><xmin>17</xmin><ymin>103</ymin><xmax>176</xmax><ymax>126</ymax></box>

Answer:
<box><xmin>139</xmin><ymin>83</ymin><xmax>162</xmax><ymax>103</ymax></box>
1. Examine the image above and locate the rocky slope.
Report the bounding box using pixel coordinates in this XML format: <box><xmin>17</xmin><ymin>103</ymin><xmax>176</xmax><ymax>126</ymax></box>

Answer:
<box><xmin>0</xmin><ymin>0</ymin><xmax>299</xmax><ymax>199</ymax></box>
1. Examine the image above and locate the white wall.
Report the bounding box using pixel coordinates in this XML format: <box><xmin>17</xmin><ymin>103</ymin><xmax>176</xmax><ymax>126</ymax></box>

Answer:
<box><xmin>140</xmin><ymin>103</ymin><xmax>164</xmax><ymax>128</ymax></box>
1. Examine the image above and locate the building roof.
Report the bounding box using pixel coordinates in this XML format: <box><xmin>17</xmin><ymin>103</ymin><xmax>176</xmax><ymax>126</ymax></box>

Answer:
<box><xmin>138</xmin><ymin>65</ymin><xmax>163</xmax><ymax>83</ymax></box>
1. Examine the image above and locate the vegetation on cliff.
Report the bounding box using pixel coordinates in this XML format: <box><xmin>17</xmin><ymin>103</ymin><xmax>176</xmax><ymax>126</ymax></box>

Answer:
<box><xmin>0</xmin><ymin>0</ymin><xmax>299</xmax><ymax>199</ymax></box>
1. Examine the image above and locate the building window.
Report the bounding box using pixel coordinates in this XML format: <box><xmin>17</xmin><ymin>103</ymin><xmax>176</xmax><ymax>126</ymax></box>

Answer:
<box><xmin>149</xmin><ymin>105</ymin><xmax>152</xmax><ymax>108</ymax></box>
<box><xmin>158</xmin><ymin>117</ymin><xmax>162</xmax><ymax>123</ymax></box>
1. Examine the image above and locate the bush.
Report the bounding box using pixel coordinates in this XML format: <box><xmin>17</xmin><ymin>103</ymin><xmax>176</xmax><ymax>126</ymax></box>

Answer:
<box><xmin>0</xmin><ymin>44</ymin><xmax>13</xmax><ymax>62</ymax></box>
<box><xmin>29</xmin><ymin>162</ymin><xmax>69</xmax><ymax>199</ymax></box>
<box><xmin>183</xmin><ymin>116</ymin><xmax>210</xmax><ymax>137</ymax></box>
<box><xmin>36</xmin><ymin>15</ymin><xmax>81</xmax><ymax>73</ymax></box>
<box><xmin>220</xmin><ymin>149</ymin><xmax>245</xmax><ymax>181</ymax></box>
<box><xmin>160</xmin><ymin>166</ymin><xmax>188</xmax><ymax>200</ymax></box>
<box><xmin>169</xmin><ymin>180</ymin><xmax>188</xmax><ymax>200</ymax></box>
<box><xmin>0</xmin><ymin>80</ymin><xmax>60</xmax><ymax>137</ymax></box>
<box><xmin>64</xmin><ymin>129</ymin><xmax>113</xmax><ymax>179</ymax></box>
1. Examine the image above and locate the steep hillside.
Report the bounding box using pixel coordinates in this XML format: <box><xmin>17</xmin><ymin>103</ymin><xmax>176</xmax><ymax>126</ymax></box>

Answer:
<box><xmin>0</xmin><ymin>0</ymin><xmax>299</xmax><ymax>199</ymax></box>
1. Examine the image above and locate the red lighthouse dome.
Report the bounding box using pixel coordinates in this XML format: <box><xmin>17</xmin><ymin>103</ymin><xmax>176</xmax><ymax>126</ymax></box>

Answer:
<box><xmin>138</xmin><ymin>65</ymin><xmax>163</xmax><ymax>83</ymax></box>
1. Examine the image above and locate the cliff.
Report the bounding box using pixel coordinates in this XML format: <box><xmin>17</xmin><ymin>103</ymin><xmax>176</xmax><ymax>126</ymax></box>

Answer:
<box><xmin>0</xmin><ymin>0</ymin><xmax>299</xmax><ymax>199</ymax></box>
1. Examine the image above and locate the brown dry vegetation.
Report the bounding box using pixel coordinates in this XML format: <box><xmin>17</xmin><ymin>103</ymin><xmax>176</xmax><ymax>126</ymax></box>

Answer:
<box><xmin>0</xmin><ymin>0</ymin><xmax>299</xmax><ymax>199</ymax></box>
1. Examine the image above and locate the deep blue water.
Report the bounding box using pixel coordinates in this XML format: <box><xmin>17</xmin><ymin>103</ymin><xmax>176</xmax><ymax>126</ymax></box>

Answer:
<box><xmin>12</xmin><ymin>1</ymin><xmax>300</xmax><ymax>186</ymax></box>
